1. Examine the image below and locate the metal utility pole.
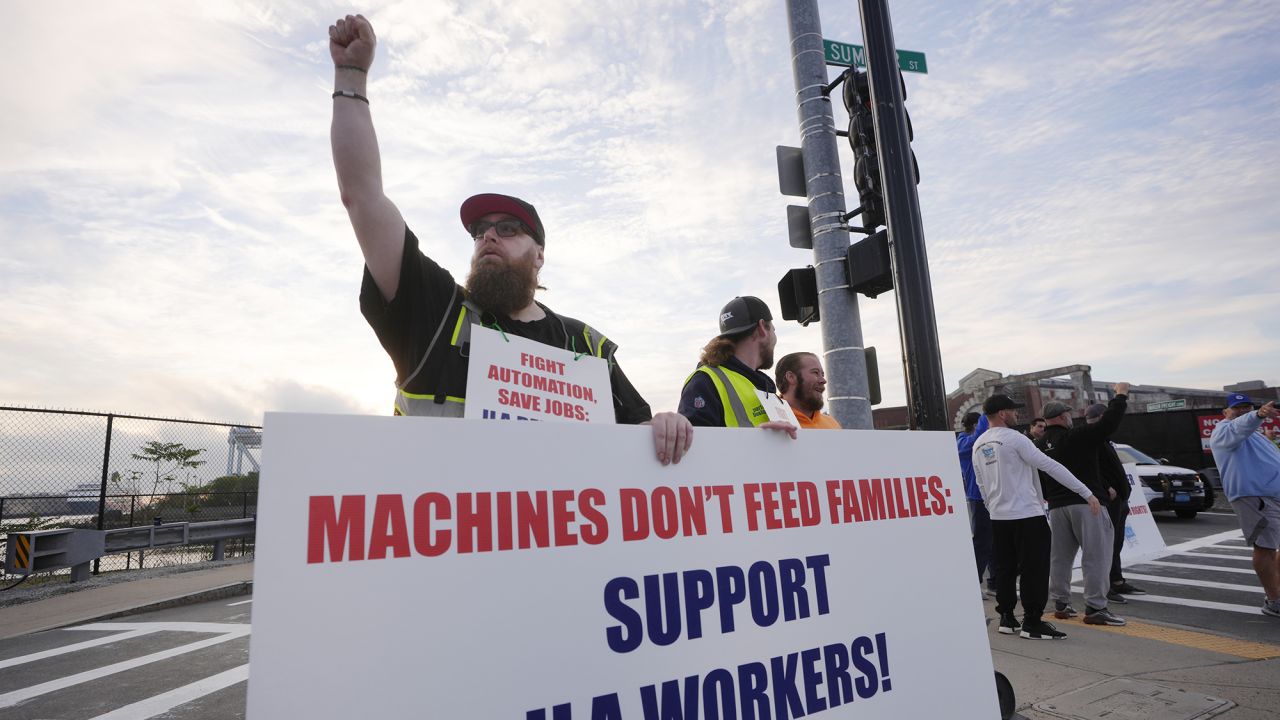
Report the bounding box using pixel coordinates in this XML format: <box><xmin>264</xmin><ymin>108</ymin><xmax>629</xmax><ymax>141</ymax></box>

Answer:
<box><xmin>785</xmin><ymin>0</ymin><xmax>873</xmax><ymax>430</ymax></box>
<box><xmin>858</xmin><ymin>0</ymin><xmax>948</xmax><ymax>430</ymax></box>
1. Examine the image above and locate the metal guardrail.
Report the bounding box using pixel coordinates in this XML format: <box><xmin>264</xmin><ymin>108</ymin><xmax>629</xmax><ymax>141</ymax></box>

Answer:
<box><xmin>4</xmin><ymin>518</ymin><xmax>255</xmax><ymax>582</ymax></box>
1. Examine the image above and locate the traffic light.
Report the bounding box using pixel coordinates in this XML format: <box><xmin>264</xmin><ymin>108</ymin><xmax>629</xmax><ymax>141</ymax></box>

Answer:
<box><xmin>841</xmin><ymin>69</ymin><xmax>919</xmax><ymax>232</ymax></box>
<box><xmin>778</xmin><ymin>267</ymin><xmax>819</xmax><ymax>326</ymax></box>
<box><xmin>843</xmin><ymin>70</ymin><xmax>884</xmax><ymax>230</ymax></box>
<box><xmin>847</xmin><ymin>230</ymin><xmax>893</xmax><ymax>297</ymax></box>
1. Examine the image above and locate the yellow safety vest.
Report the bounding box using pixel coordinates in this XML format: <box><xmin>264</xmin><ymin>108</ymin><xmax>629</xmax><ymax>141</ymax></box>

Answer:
<box><xmin>395</xmin><ymin>298</ymin><xmax>612</xmax><ymax>417</ymax></box>
<box><xmin>690</xmin><ymin>364</ymin><xmax>770</xmax><ymax>428</ymax></box>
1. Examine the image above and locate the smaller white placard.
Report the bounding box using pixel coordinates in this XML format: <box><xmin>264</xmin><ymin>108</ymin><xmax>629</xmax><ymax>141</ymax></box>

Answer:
<box><xmin>756</xmin><ymin>389</ymin><xmax>800</xmax><ymax>427</ymax></box>
<box><xmin>464</xmin><ymin>325</ymin><xmax>614</xmax><ymax>423</ymax></box>
<box><xmin>1118</xmin><ymin>462</ymin><xmax>1167</xmax><ymax>565</ymax></box>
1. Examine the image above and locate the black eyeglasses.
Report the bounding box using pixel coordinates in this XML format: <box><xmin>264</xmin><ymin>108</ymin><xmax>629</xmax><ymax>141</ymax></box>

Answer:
<box><xmin>470</xmin><ymin>219</ymin><xmax>528</xmax><ymax>241</ymax></box>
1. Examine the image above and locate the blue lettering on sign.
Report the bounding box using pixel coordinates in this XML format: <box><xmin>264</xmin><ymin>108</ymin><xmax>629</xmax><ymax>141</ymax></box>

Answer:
<box><xmin>480</xmin><ymin>408</ymin><xmax>539</xmax><ymax>421</ymax></box>
<box><xmin>603</xmin><ymin>555</ymin><xmax>832</xmax><ymax>653</ymax></box>
<box><xmin>630</xmin><ymin>632</ymin><xmax>894</xmax><ymax>720</ymax></box>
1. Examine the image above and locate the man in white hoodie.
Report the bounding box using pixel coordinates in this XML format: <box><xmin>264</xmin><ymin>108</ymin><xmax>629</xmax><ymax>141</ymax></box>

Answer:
<box><xmin>974</xmin><ymin>394</ymin><xmax>1102</xmax><ymax>640</ymax></box>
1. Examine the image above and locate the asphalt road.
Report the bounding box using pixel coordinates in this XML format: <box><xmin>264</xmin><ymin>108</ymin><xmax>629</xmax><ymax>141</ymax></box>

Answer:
<box><xmin>0</xmin><ymin>511</ymin><xmax>1273</xmax><ymax>719</ymax></box>
<box><xmin>0</xmin><ymin>597</ymin><xmax>251</xmax><ymax>719</ymax></box>
<box><xmin>1098</xmin><ymin>510</ymin><xmax>1280</xmax><ymax>644</ymax></box>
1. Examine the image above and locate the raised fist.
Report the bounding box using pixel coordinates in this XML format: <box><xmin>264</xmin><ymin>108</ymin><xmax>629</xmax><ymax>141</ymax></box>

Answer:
<box><xmin>330</xmin><ymin>14</ymin><xmax>376</xmax><ymax>70</ymax></box>
<box><xmin>1113</xmin><ymin>382</ymin><xmax>1130</xmax><ymax>396</ymax></box>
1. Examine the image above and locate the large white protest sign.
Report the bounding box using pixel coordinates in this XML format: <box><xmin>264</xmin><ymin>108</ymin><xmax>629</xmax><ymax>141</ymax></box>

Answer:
<box><xmin>248</xmin><ymin>414</ymin><xmax>999</xmax><ymax>719</ymax></box>
<box><xmin>465</xmin><ymin>324</ymin><xmax>614</xmax><ymax>423</ymax></box>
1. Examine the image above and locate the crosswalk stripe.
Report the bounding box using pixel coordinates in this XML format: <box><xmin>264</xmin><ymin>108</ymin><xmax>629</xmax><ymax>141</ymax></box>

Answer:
<box><xmin>1177</xmin><ymin>552</ymin><xmax>1256</xmax><ymax>562</ymax></box>
<box><xmin>84</xmin><ymin>664</ymin><xmax>249</xmax><ymax>720</ymax></box>
<box><xmin>1140</xmin><ymin>560</ymin><xmax>1256</xmax><ymax>575</ymax></box>
<box><xmin>0</xmin><ymin>628</ymin><xmax>250</xmax><ymax>709</ymax></box>
<box><xmin>1069</xmin><ymin>587</ymin><xmax>1263</xmax><ymax>615</ymax></box>
<box><xmin>1160</xmin><ymin>529</ymin><xmax>1244</xmax><ymax>554</ymax></box>
<box><xmin>0</xmin><ymin>629</ymin><xmax>155</xmax><ymax>670</ymax></box>
<box><xmin>1114</xmin><ymin>572</ymin><xmax>1261</xmax><ymax>593</ymax></box>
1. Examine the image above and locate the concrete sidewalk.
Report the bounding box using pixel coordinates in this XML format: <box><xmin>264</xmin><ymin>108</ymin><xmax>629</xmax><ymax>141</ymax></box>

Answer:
<box><xmin>3</xmin><ymin>563</ymin><xmax>1278</xmax><ymax>719</ymax></box>
<box><xmin>0</xmin><ymin>561</ymin><xmax>252</xmax><ymax>639</ymax></box>
<box><xmin>984</xmin><ymin>596</ymin><xmax>1280</xmax><ymax>719</ymax></box>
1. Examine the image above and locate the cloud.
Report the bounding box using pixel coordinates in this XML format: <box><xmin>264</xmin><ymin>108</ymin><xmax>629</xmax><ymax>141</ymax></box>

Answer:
<box><xmin>3</xmin><ymin>0</ymin><xmax>1279</xmax><ymax>432</ymax></box>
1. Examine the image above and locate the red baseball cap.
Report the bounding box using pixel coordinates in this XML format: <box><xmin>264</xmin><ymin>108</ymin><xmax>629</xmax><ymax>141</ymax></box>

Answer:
<box><xmin>459</xmin><ymin>193</ymin><xmax>545</xmax><ymax>246</ymax></box>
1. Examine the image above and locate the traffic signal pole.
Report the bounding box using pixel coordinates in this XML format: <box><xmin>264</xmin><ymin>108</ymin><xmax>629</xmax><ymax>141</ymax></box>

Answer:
<box><xmin>785</xmin><ymin>0</ymin><xmax>874</xmax><ymax>430</ymax></box>
<box><xmin>858</xmin><ymin>0</ymin><xmax>949</xmax><ymax>430</ymax></box>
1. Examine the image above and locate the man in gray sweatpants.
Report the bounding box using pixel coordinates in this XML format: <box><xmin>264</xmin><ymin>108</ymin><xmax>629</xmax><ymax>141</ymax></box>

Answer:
<box><xmin>1037</xmin><ymin>383</ymin><xmax>1131</xmax><ymax>627</ymax></box>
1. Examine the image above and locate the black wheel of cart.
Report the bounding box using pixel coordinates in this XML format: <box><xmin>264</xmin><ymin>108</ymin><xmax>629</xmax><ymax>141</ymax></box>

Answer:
<box><xmin>994</xmin><ymin>671</ymin><xmax>1015</xmax><ymax>719</ymax></box>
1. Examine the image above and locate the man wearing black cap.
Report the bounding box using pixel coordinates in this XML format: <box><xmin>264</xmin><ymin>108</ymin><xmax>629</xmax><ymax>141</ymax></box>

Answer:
<box><xmin>677</xmin><ymin>297</ymin><xmax>795</xmax><ymax>436</ymax></box>
<box><xmin>328</xmin><ymin>14</ymin><xmax>692</xmax><ymax>464</ymax></box>
<box><xmin>973</xmin><ymin>394</ymin><xmax>1100</xmax><ymax>640</ymax></box>
<box><xmin>1037</xmin><ymin>384</ymin><xmax>1130</xmax><ymax>627</ymax></box>
<box><xmin>1210</xmin><ymin>393</ymin><xmax>1280</xmax><ymax>618</ymax></box>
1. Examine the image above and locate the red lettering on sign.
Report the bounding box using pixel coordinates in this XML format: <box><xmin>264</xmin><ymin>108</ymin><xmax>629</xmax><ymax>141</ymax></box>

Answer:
<box><xmin>307</xmin><ymin>495</ymin><xmax>366</xmax><ymax>563</ymax></box>
<box><xmin>368</xmin><ymin>494</ymin><xmax>411</xmax><ymax>560</ymax></box>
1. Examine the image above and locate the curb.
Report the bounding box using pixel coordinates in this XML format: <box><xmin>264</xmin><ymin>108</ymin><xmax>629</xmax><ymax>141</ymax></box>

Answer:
<box><xmin>56</xmin><ymin>580</ymin><xmax>254</xmax><ymax>631</ymax></box>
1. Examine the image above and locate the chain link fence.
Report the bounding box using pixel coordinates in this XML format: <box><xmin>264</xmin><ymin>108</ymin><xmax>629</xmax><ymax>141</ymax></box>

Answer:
<box><xmin>1</xmin><ymin>406</ymin><xmax>260</xmax><ymax>582</ymax></box>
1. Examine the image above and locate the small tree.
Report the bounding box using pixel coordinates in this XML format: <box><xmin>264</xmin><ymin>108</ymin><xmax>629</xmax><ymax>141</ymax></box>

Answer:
<box><xmin>128</xmin><ymin>441</ymin><xmax>207</xmax><ymax>507</ymax></box>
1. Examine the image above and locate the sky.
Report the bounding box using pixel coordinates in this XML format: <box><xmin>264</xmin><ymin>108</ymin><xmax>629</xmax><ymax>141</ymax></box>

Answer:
<box><xmin>4</xmin><ymin>0</ymin><xmax>1279</xmax><ymax>428</ymax></box>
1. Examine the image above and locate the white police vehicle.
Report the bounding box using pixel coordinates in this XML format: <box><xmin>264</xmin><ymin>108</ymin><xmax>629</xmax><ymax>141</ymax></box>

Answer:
<box><xmin>1113</xmin><ymin>443</ymin><xmax>1211</xmax><ymax>519</ymax></box>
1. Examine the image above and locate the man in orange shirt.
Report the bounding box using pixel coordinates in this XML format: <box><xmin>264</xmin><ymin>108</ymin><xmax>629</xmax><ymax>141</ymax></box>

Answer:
<box><xmin>776</xmin><ymin>352</ymin><xmax>841</xmax><ymax>429</ymax></box>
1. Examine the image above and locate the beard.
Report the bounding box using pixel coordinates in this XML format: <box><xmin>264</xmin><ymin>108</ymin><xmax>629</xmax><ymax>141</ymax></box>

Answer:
<box><xmin>759</xmin><ymin>344</ymin><xmax>775</xmax><ymax>371</ymax></box>
<box><xmin>464</xmin><ymin>249</ymin><xmax>540</xmax><ymax>317</ymax></box>
<box><xmin>795</xmin><ymin>376</ymin><xmax>825</xmax><ymax>414</ymax></box>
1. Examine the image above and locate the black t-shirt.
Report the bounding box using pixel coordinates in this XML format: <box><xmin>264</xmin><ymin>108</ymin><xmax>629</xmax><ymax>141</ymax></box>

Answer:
<box><xmin>359</xmin><ymin>226</ymin><xmax>653</xmax><ymax>424</ymax></box>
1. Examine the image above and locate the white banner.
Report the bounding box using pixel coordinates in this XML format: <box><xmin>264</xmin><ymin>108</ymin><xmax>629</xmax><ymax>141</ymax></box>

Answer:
<box><xmin>464</xmin><ymin>324</ymin><xmax>614</xmax><ymax>423</ymax></box>
<box><xmin>1119</xmin><ymin>462</ymin><xmax>1167</xmax><ymax>565</ymax></box>
<box><xmin>248</xmin><ymin>414</ymin><xmax>999</xmax><ymax>719</ymax></box>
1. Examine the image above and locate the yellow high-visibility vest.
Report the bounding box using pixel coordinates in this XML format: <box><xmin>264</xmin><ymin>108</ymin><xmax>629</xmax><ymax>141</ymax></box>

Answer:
<box><xmin>691</xmin><ymin>364</ymin><xmax>769</xmax><ymax>427</ymax></box>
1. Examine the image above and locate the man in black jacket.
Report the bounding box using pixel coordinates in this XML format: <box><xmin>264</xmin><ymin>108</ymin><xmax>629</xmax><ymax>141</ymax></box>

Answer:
<box><xmin>1038</xmin><ymin>383</ymin><xmax>1130</xmax><ymax>627</ymax></box>
<box><xmin>1086</xmin><ymin>404</ymin><xmax>1147</xmax><ymax>600</ymax></box>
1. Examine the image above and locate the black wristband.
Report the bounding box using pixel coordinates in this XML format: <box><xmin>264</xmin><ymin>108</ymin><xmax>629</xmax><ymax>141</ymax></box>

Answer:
<box><xmin>336</xmin><ymin>64</ymin><xmax>368</xmax><ymax>73</ymax></box>
<box><xmin>332</xmin><ymin>90</ymin><xmax>370</xmax><ymax>104</ymax></box>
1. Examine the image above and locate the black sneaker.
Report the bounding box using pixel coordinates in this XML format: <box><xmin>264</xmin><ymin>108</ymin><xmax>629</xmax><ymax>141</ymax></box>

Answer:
<box><xmin>1020</xmin><ymin>620</ymin><xmax>1067</xmax><ymax>640</ymax></box>
<box><xmin>1106</xmin><ymin>591</ymin><xmax>1129</xmax><ymax>604</ymax></box>
<box><xmin>1084</xmin><ymin>607</ymin><xmax>1127</xmax><ymax>626</ymax></box>
<box><xmin>1053</xmin><ymin>602</ymin><xmax>1078</xmax><ymax>619</ymax></box>
<box><xmin>998</xmin><ymin>612</ymin><xmax>1021</xmax><ymax>635</ymax></box>
<box><xmin>1112</xmin><ymin>581</ymin><xmax>1146</xmax><ymax>595</ymax></box>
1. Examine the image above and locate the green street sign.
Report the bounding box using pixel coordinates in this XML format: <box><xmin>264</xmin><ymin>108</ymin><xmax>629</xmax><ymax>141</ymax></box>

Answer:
<box><xmin>824</xmin><ymin>39</ymin><xmax>927</xmax><ymax>74</ymax></box>
<box><xmin>1146</xmin><ymin>399</ymin><xmax>1187</xmax><ymax>413</ymax></box>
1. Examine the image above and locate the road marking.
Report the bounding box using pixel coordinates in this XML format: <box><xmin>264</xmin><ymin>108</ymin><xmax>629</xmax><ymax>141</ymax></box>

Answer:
<box><xmin>85</xmin><ymin>664</ymin><xmax>249</xmax><ymax>720</ymax></box>
<box><xmin>227</xmin><ymin>599</ymin><xmax>253</xmax><ymax>607</ymax></box>
<box><xmin>0</xmin><ymin>625</ymin><xmax>250</xmax><ymax>709</ymax></box>
<box><xmin>1123</xmin><ymin>572</ymin><xmax>1262</xmax><ymax>593</ymax></box>
<box><xmin>1071</xmin><ymin>586</ymin><xmax>1265</xmax><ymax>616</ymax></box>
<box><xmin>1052</xmin><ymin>615</ymin><xmax>1280</xmax><ymax>660</ymax></box>
<box><xmin>1178</xmin><ymin>551</ymin><xmax>1255</xmax><ymax>561</ymax></box>
<box><xmin>1159</xmin><ymin>529</ymin><xmax>1244</xmax><ymax>555</ymax></box>
<box><xmin>0</xmin><ymin>629</ymin><xmax>155</xmax><ymax>670</ymax></box>
<box><xmin>1141</xmin><ymin>560</ymin><xmax>1255</xmax><ymax>575</ymax></box>
<box><xmin>1192</xmin><ymin>545</ymin><xmax>1252</xmax><ymax>554</ymax></box>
